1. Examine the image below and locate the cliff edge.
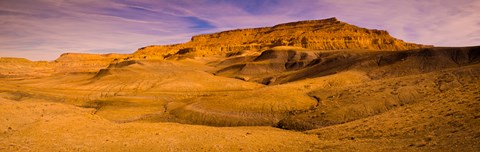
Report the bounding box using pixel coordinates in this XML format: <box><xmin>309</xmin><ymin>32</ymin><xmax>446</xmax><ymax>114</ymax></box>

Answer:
<box><xmin>134</xmin><ymin>17</ymin><xmax>431</xmax><ymax>59</ymax></box>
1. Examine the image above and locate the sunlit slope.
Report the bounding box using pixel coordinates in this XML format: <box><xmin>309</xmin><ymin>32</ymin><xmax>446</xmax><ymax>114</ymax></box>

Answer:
<box><xmin>0</xmin><ymin>59</ymin><xmax>317</xmax><ymax>126</ymax></box>
<box><xmin>0</xmin><ymin>96</ymin><xmax>322</xmax><ymax>151</ymax></box>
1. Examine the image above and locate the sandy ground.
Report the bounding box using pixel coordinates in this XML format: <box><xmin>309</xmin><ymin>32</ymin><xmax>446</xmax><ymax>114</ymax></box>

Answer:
<box><xmin>0</xmin><ymin>97</ymin><xmax>323</xmax><ymax>151</ymax></box>
<box><xmin>1</xmin><ymin>46</ymin><xmax>479</xmax><ymax>151</ymax></box>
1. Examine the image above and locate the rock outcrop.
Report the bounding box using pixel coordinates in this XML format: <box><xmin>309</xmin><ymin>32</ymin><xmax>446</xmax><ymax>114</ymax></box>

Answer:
<box><xmin>0</xmin><ymin>53</ymin><xmax>129</xmax><ymax>78</ymax></box>
<box><xmin>54</xmin><ymin>53</ymin><xmax>129</xmax><ymax>73</ymax></box>
<box><xmin>134</xmin><ymin>17</ymin><xmax>431</xmax><ymax>59</ymax></box>
<box><xmin>0</xmin><ymin>57</ymin><xmax>53</xmax><ymax>78</ymax></box>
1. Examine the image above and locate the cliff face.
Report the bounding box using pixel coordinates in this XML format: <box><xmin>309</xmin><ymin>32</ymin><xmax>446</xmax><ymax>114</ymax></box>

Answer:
<box><xmin>134</xmin><ymin>17</ymin><xmax>431</xmax><ymax>59</ymax></box>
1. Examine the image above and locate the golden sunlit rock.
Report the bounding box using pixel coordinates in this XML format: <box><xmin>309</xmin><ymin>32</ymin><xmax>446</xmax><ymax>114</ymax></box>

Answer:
<box><xmin>133</xmin><ymin>18</ymin><xmax>431</xmax><ymax>59</ymax></box>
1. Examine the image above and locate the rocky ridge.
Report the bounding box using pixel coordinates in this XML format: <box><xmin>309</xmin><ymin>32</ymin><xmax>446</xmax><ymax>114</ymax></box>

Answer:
<box><xmin>133</xmin><ymin>17</ymin><xmax>431</xmax><ymax>59</ymax></box>
<box><xmin>0</xmin><ymin>17</ymin><xmax>431</xmax><ymax>77</ymax></box>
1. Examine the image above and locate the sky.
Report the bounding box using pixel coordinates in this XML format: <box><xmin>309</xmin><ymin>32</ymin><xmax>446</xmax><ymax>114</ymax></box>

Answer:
<box><xmin>0</xmin><ymin>0</ymin><xmax>479</xmax><ymax>61</ymax></box>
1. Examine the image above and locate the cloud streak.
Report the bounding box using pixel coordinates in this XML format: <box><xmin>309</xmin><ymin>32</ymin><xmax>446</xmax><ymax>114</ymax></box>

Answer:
<box><xmin>0</xmin><ymin>0</ymin><xmax>478</xmax><ymax>61</ymax></box>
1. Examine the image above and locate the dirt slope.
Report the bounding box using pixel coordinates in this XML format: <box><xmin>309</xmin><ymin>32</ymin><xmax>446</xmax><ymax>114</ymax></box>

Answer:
<box><xmin>214</xmin><ymin>46</ymin><xmax>480</xmax><ymax>85</ymax></box>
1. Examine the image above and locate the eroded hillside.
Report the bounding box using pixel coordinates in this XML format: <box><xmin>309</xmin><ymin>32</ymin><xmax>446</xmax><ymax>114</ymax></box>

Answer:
<box><xmin>133</xmin><ymin>17</ymin><xmax>431</xmax><ymax>59</ymax></box>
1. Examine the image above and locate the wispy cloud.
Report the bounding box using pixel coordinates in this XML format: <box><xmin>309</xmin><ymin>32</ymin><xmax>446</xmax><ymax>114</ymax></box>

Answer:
<box><xmin>0</xmin><ymin>0</ymin><xmax>478</xmax><ymax>61</ymax></box>
<box><xmin>312</xmin><ymin>0</ymin><xmax>480</xmax><ymax>47</ymax></box>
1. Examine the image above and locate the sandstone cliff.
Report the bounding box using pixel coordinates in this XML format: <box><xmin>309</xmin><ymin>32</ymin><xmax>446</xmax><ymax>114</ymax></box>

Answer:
<box><xmin>134</xmin><ymin>17</ymin><xmax>431</xmax><ymax>59</ymax></box>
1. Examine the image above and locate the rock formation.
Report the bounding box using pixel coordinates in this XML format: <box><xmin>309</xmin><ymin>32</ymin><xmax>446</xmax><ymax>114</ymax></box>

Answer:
<box><xmin>0</xmin><ymin>53</ymin><xmax>128</xmax><ymax>77</ymax></box>
<box><xmin>133</xmin><ymin>17</ymin><xmax>431</xmax><ymax>59</ymax></box>
<box><xmin>54</xmin><ymin>53</ymin><xmax>129</xmax><ymax>73</ymax></box>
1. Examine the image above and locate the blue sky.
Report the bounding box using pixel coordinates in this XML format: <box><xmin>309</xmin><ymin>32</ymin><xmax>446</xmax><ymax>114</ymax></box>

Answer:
<box><xmin>0</xmin><ymin>0</ymin><xmax>479</xmax><ymax>60</ymax></box>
